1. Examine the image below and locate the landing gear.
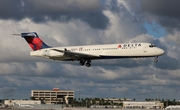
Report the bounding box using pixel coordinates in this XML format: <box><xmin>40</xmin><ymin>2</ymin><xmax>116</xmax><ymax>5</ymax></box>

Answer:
<box><xmin>79</xmin><ymin>60</ymin><xmax>91</xmax><ymax>67</ymax></box>
<box><xmin>85</xmin><ymin>60</ymin><xmax>91</xmax><ymax>67</ymax></box>
<box><xmin>79</xmin><ymin>60</ymin><xmax>85</xmax><ymax>66</ymax></box>
<box><xmin>154</xmin><ymin>56</ymin><xmax>158</xmax><ymax>63</ymax></box>
<box><xmin>85</xmin><ymin>62</ymin><xmax>91</xmax><ymax>67</ymax></box>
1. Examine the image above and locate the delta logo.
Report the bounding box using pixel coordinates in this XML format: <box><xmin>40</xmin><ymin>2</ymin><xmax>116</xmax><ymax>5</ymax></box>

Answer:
<box><xmin>118</xmin><ymin>43</ymin><xmax>141</xmax><ymax>48</ymax></box>
<box><xmin>118</xmin><ymin>45</ymin><xmax>122</xmax><ymax>48</ymax></box>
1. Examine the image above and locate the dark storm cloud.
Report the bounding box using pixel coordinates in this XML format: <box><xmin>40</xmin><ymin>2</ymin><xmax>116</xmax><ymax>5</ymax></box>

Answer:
<box><xmin>152</xmin><ymin>39</ymin><xmax>180</xmax><ymax>70</ymax></box>
<box><xmin>0</xmin><ymin>0</ymin><xmax>109</xmax><ymax>29</ymax></box>
<box><xmin>140</xmin><ymin>0</ymin><xmax>180</xmax><ymax>18</ymax></box>
<box><xmin>139</xmin><ymin>0</ymin><xmax>180</xmax><ymax>31</ymax></box>
<box><xmin>155</xmin><ymin>55</ymin><xmax>180</xmax><ymax>70</ymax></box>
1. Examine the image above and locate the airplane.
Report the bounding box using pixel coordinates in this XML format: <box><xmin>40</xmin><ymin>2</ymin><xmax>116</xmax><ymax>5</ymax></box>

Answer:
<box><xmin>15</xmin><ymin>32</ymin><xmax>164</xmax><ymax>67</ymax></box>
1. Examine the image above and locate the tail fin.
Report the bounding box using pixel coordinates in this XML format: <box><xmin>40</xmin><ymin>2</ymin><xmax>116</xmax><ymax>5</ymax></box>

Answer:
<box><xmin>21</xmin><ymin>32</ymin><xmax>50</xmax><ymax>51</ymax></box>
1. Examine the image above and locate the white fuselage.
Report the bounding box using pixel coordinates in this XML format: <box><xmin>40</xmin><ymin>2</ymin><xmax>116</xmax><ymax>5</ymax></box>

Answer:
<box><xmin>30</xmin><ymin>42</ymin><xmax>164</xmax><ymax>61</ymax></box>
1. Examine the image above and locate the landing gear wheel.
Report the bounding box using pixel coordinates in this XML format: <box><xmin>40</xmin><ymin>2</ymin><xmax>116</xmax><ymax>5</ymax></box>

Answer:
<box><xmin>154</xmin><ymin>59</ymin><xmax>158</xmax><ymax>63</ymax></box>
<box><xmin>79</xmin><ymin>60</ymin><xmax>85</xmax><ymax>66</ymax></box>
<box><xmin>79</xmin><ymin>60</ymin><xmax>91</xmax><ymax>67</ymax></box>
<box><xmin>154</xmin><ymin>56</ymin><xmax>158</xmax><ymax>63</ymax></box>
<box><xmin>85</xmin><ymin>62</ymin><xmax>91</xmax><ymax>67</ymax></box>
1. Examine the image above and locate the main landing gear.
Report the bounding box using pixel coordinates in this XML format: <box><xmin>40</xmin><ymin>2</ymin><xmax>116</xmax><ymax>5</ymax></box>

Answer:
<box><xmin>79</xmin><ymin>60</ymin><xmax>91</xmax><ymax>67</ymax></box>
<box><xmin>154</xmin><ymin>56</ymin><xmax>158</xmax><ymax>63</ymax></box>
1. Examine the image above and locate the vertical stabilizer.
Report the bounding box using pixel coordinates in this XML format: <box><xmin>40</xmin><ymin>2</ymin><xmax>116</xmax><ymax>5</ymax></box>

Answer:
<box><xmin>21</xmin><ymin>32</ymin><xmax>50</xmax><ymax>51</ymax></box>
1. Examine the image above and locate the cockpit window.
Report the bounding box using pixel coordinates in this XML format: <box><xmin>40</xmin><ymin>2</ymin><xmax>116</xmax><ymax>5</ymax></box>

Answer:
<box><xmin>149</xmin><ymin>44</ymin><xmax>156</xmax><ymax>48</ymax></box>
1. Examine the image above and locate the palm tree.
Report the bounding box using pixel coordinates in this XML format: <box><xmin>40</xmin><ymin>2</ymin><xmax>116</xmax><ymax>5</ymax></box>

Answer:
<box><xmin>81</xmin><ymin>98</ymin><xmax>86</xmax><ymax>107</ymax></box>
<box><xmin>101</xmin><ymin>98</ymin><xmax>104</xmax><ymax>105</ymax></box>
<box><xmin>92</xmin><ymin>98</ymin><xmax>96</xmax><ymax>105</ymax></box>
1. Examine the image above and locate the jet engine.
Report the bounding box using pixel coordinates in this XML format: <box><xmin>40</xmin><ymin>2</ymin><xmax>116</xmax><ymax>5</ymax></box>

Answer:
<box><xmin>43</xmin><ymin>50</ymin><xmax>64</xmax><ymax>57</ymax></box>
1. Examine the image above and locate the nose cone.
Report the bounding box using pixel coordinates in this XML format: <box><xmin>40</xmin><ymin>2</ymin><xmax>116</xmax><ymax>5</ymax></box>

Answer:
<box><xmin>157</xmin><ymin>48</ymin><xmax>165</xmax><ymax>56</ymax></box>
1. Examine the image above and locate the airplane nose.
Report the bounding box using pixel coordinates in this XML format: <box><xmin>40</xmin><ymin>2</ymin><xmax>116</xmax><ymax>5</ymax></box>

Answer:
<box><xmin>158</xmin><ymin>48</ymin><xmax>165</xmax><ymax>55</ymax></box>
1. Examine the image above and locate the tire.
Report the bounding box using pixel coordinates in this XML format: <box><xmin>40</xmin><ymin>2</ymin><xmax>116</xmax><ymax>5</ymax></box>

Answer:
<box><xmin>154</xmin><ymin>59</ymin><xmax>158</xmax><ymax>63</ymax></box>
<box><xmin>86</xmin><ymin>63</ymin><xmax>91</xmax><ymax>67</ymax></box>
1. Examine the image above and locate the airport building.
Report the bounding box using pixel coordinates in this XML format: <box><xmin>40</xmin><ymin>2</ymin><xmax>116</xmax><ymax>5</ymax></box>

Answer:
<box><xmin>123</xmin><ymin>101</ymin><xmax>164</xmax><ymax>109</ymax></box>
<box><xmin>4</xmin><ymin>100</ymin><xmax>41</xmax><ymax>106</ymax></box>
<box><xmin>103</xmin><ymin>98</ymin><xmax>131</xmax><ymax>104</ymax></box>
<box><xmin>31</xmin><ymin>88</ymin><xmax>74</xmax><ymax>104</ymax></box>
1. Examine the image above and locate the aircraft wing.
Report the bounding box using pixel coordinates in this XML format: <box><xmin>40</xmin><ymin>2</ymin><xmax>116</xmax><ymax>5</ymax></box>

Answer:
<box><xmin>52</xmin><ymin>49</ymin><xmax>99</xmax><ymax>60</ymax></box>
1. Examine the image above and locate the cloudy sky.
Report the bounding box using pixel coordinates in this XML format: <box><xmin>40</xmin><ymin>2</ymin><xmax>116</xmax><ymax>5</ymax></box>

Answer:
<box><xmin>0</xmin><ymin>0</ymin><xmax>180</xmax><ymax>101</ymax></box>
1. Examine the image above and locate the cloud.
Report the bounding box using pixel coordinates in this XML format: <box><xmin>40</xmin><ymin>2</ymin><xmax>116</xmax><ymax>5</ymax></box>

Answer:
<box><xmin>102</xmin><ymin>0</ymin><xmax>146</xmax><ymax>43</ymax></box>
<box><xmin>0</xmin><ymin>0</ymin><xmax>109</xmax><ymax>29</ymax></box>
<box><xmin>138</xmin><ymin>0</ymin><xmax>180</xmax><ymax>32</ymax></box>
<box><xmin>140</xmin><ymin>0</ymin><xmax>180</xmax><ymax>18</ymax></box>
<box><xmin>166</xmin><ymin>30</ymin><xmax>180</xmax><ymax>46</ymax></box>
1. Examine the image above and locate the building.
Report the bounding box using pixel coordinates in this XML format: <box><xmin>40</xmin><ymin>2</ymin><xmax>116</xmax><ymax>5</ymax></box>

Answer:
<box><xmin>123</xmin><ymin>101</ymin><xmax>164</xmax><ymax>109</ymax></box>
<box><xmin>31</xmin><ymin>88</ymin><xmax>74</xmax><ymax>104</ymax></box>
<box><xmin>103</xmin><ymin>98</ymin><xmax>131</xmax><ymax>105</ymax></box>
<box><xmin>4</xmin><ymin>100</ymin><xmax>41</xmax><ymax>106</ymax></box>
<box><xmin>165</xmin><ymin>105</ymin><xmax>180</xmax><ymax>109</ymax></box>
<box><xmin>90</xmin><ymin>98</ymin><xmax>131</xmax><ymax>106</ymax></box>
<box><xmin>0</xmin><ymin>103</ymin><xmax>5</xmax><ymax>108</ymax></box>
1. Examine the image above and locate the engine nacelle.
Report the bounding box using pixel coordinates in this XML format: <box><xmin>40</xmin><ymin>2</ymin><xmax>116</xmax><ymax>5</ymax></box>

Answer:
<box><xmin>43</xmin><ymin>50</ymin><xmax>64</xmax><ymax>57</ymax></box>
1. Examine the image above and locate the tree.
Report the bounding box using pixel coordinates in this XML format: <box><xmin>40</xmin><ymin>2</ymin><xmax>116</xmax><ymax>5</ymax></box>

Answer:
<box><xmin>145</xmin><ymin>98</ymin><xmax>148</xmax><ymax>101</ymax></box>
<box><xmin>92</xmin><ymin>98</ymin><xmax>96</xmax><ymax>105</ymax></box>
<box><xmin>30</xmin><ymin>96</ymin><xmax>36</xmax><ymax>100</ymax></box>
<box><xmin>81</xmin><ymin>98</ymin><xmax>86</xmax><ymax>107</ymax></box>
<box><xmin>173</xmin><ymin>99</ymin><xmax>176</xmax><ymax>105</ymax></box>
<box><xmin>100</xmin><ymin>98</ymin><xmax>104</xmax><ymax>105</ymax></box>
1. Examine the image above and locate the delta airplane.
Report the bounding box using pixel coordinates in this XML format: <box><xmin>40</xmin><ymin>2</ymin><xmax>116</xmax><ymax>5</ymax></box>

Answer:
<box><xmin>15</xmin><ymin>32</ymin><xmax>164</xmax><ymax>67</ymax></box>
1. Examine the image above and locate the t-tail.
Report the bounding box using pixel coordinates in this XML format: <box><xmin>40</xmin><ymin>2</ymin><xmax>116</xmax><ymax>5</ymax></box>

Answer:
<box><xmin>21</xmin><ymin>32</ymin><xmax>50</xmax><ymax>51</ymax></box>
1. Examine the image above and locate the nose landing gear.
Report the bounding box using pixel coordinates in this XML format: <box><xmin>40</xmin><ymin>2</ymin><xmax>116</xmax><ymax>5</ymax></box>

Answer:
<box><xmin>154</xmin><ymin>56</ymin><xmax>158</xmax><ymax>63</ymax></box>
